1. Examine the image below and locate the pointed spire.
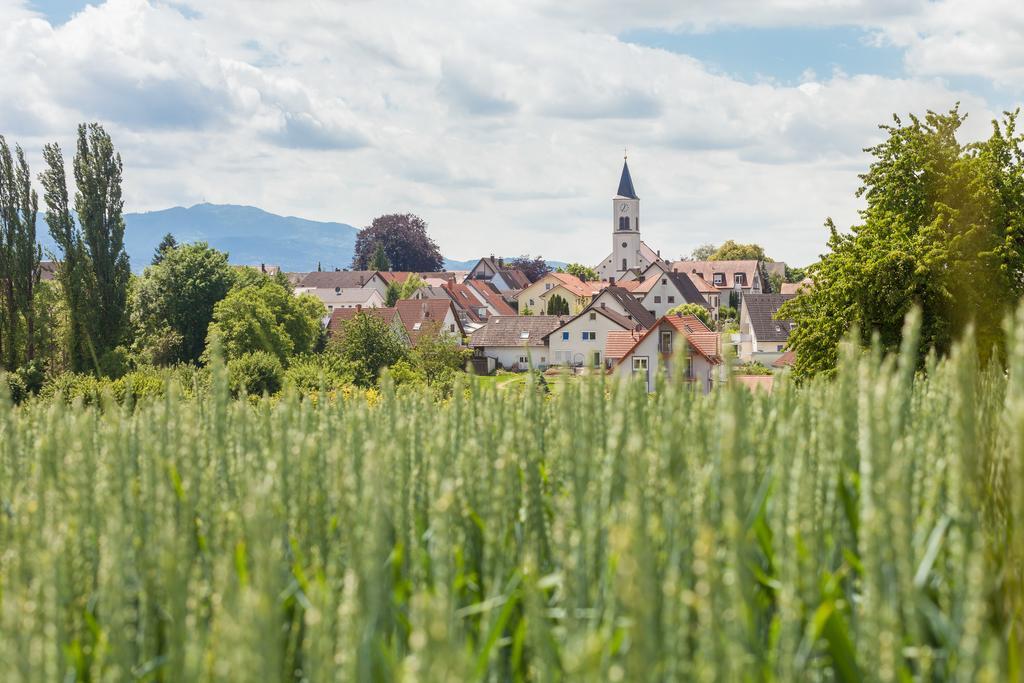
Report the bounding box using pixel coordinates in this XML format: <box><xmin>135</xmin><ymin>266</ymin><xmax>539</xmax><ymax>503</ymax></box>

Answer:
<box><xmin>616</xmin><ymin>158</ymin><xmax>638</xmax><ymax>199</ymax></box>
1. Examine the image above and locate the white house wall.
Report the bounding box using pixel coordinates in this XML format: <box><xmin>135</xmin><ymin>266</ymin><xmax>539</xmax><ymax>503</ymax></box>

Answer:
<box><xmin>548</xmin><ymin>311</ymin><xmax>627</xmax><ymax>367</ymax></box>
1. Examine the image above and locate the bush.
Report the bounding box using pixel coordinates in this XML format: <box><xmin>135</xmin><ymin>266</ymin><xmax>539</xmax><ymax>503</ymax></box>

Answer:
<box><xmin>2</xmin><ymin>373</ymin><xmax>28</xmax><ymax>405</ymax></box>
<box><xmin>112</xmin><ymin>368</ymin><xmax>167</xmax><ymax>404</ymax></box>
<box><xmin>228</xmin><ymin>351</ymin><xmax>284</xmax><ymax>396</ymax></box>
<box><xmin>734</xmin><ymin>361</ymin><xmax>773</xmax><ymax>376</ymax></box>
<box><xmin>283</xmin><ymin>353</ymin><xmax>353</xmax><ymax>393</ymax></box>
<box><xmin>41</xmin><ymin>372</ymin><xmax>106</xmax><ymax>406</ymax></box>
<box><xmin>97</xmin><ymin>346</ymin><xmax>132</xmax><ymax>379</ymax></box>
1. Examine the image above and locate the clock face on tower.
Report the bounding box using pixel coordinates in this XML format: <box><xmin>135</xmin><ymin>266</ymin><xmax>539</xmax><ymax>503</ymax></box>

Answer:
<box><xmin>619</xmin><ymin>202</ymin><xmax>629</xmax><ymax>213</ymax></box>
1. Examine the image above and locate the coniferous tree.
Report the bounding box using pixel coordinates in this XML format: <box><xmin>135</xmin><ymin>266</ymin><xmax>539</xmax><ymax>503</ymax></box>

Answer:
<box><xmin>368</xmin><ymin>242</ymin><xmax>391</xmax><ymax>271</ymax></box>
<box><xmin>152</xmin><ymin>232</ymin><xmax>177</xmax><ymax>265</ymax></box>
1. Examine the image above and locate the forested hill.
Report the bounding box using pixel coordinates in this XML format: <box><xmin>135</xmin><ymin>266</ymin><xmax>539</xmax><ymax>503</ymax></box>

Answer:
<box><xmin>33</xmin><ymin>203</ymin><xmax>567</xmax><ymax>273</ymax></box>
<box><xmin>36</xmin><ymin>203</ymin><xmax>359</xmax><ymax>273</ymax></box>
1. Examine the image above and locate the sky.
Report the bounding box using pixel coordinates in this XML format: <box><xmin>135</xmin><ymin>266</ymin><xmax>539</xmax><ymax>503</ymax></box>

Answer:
<box><xmin>2</xmin><ymin>1</ymin><xmax>1023</xmax><ymax>267</ymax></box>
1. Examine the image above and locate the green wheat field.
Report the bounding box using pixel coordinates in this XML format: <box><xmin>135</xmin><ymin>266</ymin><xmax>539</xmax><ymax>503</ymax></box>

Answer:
<box><xmin>1</xmin><ymin>314</ymin><xmax>1022</xmax><ymax>681</ymax></box>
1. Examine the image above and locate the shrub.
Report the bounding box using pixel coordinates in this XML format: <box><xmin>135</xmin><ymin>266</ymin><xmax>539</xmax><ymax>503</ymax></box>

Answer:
<box><xmin>733</xmin><ymin>361</ymin><xmax>773</xmax><ymax>376</ymax></box>
<box><xmin>283</xmin><ymin>353</ymin><xmax>353</xmax><ymax>393</ymax></box>
<box><xmin>112</xmin><ymin>368</ymin><xmax>167</xmax><ymax>404</ymax></box>
<box><xmin>2</xmin><ymin>373</ymin><xmax>28</xmax><ymax>405</ymax></box>
<box><xmin>227</xmin><ymin>351</ymin><xmax>284</xmax><ymax>396</ymax></box>
<box><xmin>40</xmin><ymin>372</ymin><xmax>106</xmax><ymax>405</ymax></box>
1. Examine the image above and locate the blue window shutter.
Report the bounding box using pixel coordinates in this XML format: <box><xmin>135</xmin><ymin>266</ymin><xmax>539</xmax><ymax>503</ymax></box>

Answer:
<box><xmin>562</xmin><ymin>331</ymin><xmax>569</xmax><ymax>340</ymax></box>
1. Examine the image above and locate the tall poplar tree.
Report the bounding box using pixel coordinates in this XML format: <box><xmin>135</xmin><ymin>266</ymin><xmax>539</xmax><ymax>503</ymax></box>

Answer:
<box><xmin>0</xmin><ymin>136</ymin><xmax>41</xmax><ymax>369</ymax></box>
<box><xmin>74</xmin><ymin>123</ymin><xmax>130</xmax><ymax>364</ymax></box>
<box><xmin>40</xmin><ymin>142</ymin><xmax>90</xmax><ymax>371</ymax></box>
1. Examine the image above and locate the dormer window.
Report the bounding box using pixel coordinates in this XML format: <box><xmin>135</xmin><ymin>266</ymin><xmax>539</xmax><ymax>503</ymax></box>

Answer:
<box><xmin>713</xmin><ymin>273</ymin><xmax>725</xmax><ymax>286</ymax></box>
<box><xmin>735</xmin><ymin>273</ymin><xmax>746</xmax><ymax>286</ymax></box>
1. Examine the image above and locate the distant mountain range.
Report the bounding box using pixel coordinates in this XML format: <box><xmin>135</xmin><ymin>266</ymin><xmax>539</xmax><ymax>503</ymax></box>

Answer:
<box><xmin>34</xmin><ymin>203</ymin><xmax>563</xmax><ymax>273</ymax></box>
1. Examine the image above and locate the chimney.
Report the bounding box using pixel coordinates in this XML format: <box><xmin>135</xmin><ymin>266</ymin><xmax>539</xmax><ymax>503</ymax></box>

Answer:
<box><xmin>447</xmin><ymin>276</ymin><xmax>455</xmax><ymax>287</ymax></box>
<box><xmin>498</xmin><ymin>258</ymin><xmax>504</xmax><ymax>268</ymax></box>
<box><xmin>657</xmin><ymin>250</ymin><xmax>661</xmax><ymax>257</ymax></box>
<box><xmin>609</xmin><ymin>277</ymin><xmax>616</xmax><ymax>286</ymax></box>
<box><xmin>358</xmin><ymin>275</ymin><xmax>364</xmax><ymax>286</ymax></box>
<box><xmin>422</xmin><ymin>302</ymin><xmax>428</xmax><ymax>317</ymax></box>
<box><xmin>260</xmin><ymin>263</ymin><xmax>266</xmax><ymax>273</ymax></box>
<box><xmin>356</xmin><ymin>304</ymin><xmax>362</xmax><ymax>312</ymax></box>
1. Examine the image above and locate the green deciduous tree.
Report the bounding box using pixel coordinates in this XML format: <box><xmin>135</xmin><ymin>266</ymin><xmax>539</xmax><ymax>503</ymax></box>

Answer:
<box><xmin>74</xmin><ymin>123</ymin><xmax>131</xmax><ymax>364</ymax></box>
<box><xmin>385</xmin><ymin>273</ymin><xmax>425</xmax><ymax>306</ymax></box>
<box><xmin>710</xmin><ymin>240</ymin><xmax>770</xmax><ymax>262</ymax></box>
<box><xmin>205</xmin><ymin>279</ymin><xmax>324</xmax><ymax>364</ymax></box>
<box><xmin>40</xmin><ymin>124</ymin><xmax>130</xmax><ymax>374</ymax></box>
<box><xmin>132</xmin><ymin>242</ymin><xmax>235</xmax><ymax>364</ymax></box>
<box><xmin>686</xmin><ymin>243</ymin><xmax>717</xmax><ymax>260</ymax></box>
<box><xmin>40</xmin><ymin>141</ymin><xmax>91</xmax><ymax>372</ymax></box>
<box><xmin>329</xmin><ymin>311</ymin><xmax>408</xmax><ymax>387</ymax></box>
<box><xmin>565</xmin><ymin>263</ymin><xmax>598</xmax><ymax>281</ymax></box>
<box><xmin>780</xmin><ymin>106</ymin><xmax>1024</xmax><ymax>380</ymax></box>
<box><xmin>666</xmin><ymin>302</ymin><xmax>711</xmax><ymax>327</ymax></box>
<box><xmin>0</xmin><ymin>137</ymin><xmax>41</xmax><ymax>369</ymax></box>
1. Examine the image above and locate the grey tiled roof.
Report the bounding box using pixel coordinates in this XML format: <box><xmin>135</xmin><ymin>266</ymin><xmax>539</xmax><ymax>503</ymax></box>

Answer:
<box><xmin>469</xmin><ymin>316</ymin><xmax>567</xmax><ymax>348</ymax></box>
<box><xmin>743</xmin><ymin>293</ymin><xmax>795</xmax><ymax>342</ymax></box>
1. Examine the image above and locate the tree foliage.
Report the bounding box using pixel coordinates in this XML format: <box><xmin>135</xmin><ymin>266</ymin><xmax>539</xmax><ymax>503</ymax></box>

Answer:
<box><xmin>0</xmin><ymin>136</ymin><xmax>41</xmax><ymax>369</ymax></box>
<box><xmin>352</xmin><ymin>213</ymin><xmax>443</xmax><ymax>272</ymax></box>
<box><xmin>507</xmin><ymin>255</ymin><xmax>551</xmax><ymax>283</ymax></box>
<box><xmin>666</xmin><ymin>302</ymin><xmax>711</xmax><ymax>326</ymax></box>
<box><xmin>329</xmin><ymin>311</ymin><xmax>408</xmax><ymax>387</ymax></box>
<box><xmin>779</xmin><ymin>106</ymin><xmax>1024</xmax><ymax>380</ymax></box>
<box><xmin>546</xmin><ymin>294</ymin><xmax>570</xmax><ymax>315</ymax></box>
<box><xmin>710</xmin><ymin>240</ymin><xmax>770</xmax><ymax>262</ymax></box>
<box><xmin>74</xmin><ymin>123</ymin><xmax>131</xmax><ymax>363</ymax></box>
<box><xmin>685</xmin><ymin>243</ymin><xmax>717</xmax><ymax>260</ymax></box>
<box><xmin>368</xmin><ymin>242</ymin><xmax>391</xmax><ymax>271</ymax></box>
<box><xmin>385</xmin><ymin>273</ymin><xmax>425</xmax><ymax>307</ymax></box>
<box><xmin>205</xmin><ymin>279</ymin><xmax>324</xmax><ymax>364</ymax></box>
<box><xmin>152</xmin><ymin>233</ymin><xmax>177</xmax><ymax>265</ymax></box>
<box><xmin>39</xmin><ymin>124</ymin><xmax>130</xmax><ymax>374</ymax></box>
<box><xmin>132</xmin><ymin>242</ymin><xmax>235</xmax><ymax>364</ymax></box>
<box><xmin>564</xmin><ymin>263</ymin><xmax>598</xmax><ymax>281</ymax></box>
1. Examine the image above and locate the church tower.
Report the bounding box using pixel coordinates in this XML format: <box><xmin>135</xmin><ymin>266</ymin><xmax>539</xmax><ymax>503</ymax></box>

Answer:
<box><xmin>612</xmin><ymin>157</ymin><xmax>641</xmax><ymax>276</ymax></box>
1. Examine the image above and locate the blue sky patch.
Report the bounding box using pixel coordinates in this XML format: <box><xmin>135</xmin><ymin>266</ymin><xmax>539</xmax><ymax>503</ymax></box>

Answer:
<box><xmin>621</xmin><ymin>26</ymin><xmax>905</xmax><ymax>84</ymax></box>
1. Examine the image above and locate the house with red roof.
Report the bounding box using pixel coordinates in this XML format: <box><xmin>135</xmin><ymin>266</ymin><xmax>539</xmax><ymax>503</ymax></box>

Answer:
<box><xmin>394</xmin><ymin>299</ymin><xmax>466</xmax><ymax>344</ymax></box>
<box><xmin>610</xmin><ymin>312</ymin><xmax>722</xmax><ymax>393</ymax></box>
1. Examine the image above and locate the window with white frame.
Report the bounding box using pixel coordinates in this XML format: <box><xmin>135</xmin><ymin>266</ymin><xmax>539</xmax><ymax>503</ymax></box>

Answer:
<box><xmin>632</xmin><ymin>357</ymin><xmax>648</xmax><ymax>372</ymax></box>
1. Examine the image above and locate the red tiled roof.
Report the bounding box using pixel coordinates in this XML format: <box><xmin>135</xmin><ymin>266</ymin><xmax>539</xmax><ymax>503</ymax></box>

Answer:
<box><xmin>605</xmin><ymin>329</ymin><xmax>643</xmax><ymax>359</ymax></box>
<box><xmin>687</xmin><ymin>272</ymin><xmax>718</xmax><ymax>294</ymax></box>
<box><xmin>670</xmin><ymin>260</ymin><xmax>761</xmax><ymax>290</ymax></box>
<box><xmin>548</xmin><ymin>272</ymin><xmax>601</xmax><ymax>298</ymax></box>
<box><xmin>612</xmin><ymin>313</ymin><xmax>722</xmax><ymax>369</ymax></box>
<box><xmin>465</xmin><ymin>279</ymin><xmax>516</xmax><ymax>316</ymax></box>
<box><xmin>443</xmin><ymin>282</ymin><xmax>486</xmax><ymax>323</ymax></box>
<box><xmin>662</xmin><ymin>314</ymin><xmax>719</xmax><ymax>360</ymax></box>
<box><xmin>773</xmin><ymin>349</ymin><xmax>796</xmax><ymax>367</ymax></box>
<box><xmin>394</xmin><ymin>299</ymin><xmax>465</xmax><ymax>342</ymax></box>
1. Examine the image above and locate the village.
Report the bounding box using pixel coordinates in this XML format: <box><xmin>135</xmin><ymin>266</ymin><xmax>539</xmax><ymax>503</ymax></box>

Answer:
<box><xmin>279</xmin><ymin>158</ymin><xmax>809</xmax><ymax>393</ymax></box>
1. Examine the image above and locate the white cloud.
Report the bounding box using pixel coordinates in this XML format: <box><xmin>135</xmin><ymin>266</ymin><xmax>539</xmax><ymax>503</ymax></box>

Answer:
<box><xmin>0</xmin><ymin>0</ymin><xmax>1018</xmax><ymax>268</ymax></box>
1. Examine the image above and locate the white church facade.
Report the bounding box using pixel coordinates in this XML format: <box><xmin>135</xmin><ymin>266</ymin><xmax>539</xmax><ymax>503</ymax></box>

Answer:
<box><xmin>594</xmin><ymin>158</ymin><xmax>662</xmax><ymax>282</ymax></box>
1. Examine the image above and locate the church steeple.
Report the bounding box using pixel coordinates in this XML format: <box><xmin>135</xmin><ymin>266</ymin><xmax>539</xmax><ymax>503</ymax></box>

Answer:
<box><xmin>616</xmin><ymin>158</ymin><xmax>638</xmax><ymax>199</ymax></box>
